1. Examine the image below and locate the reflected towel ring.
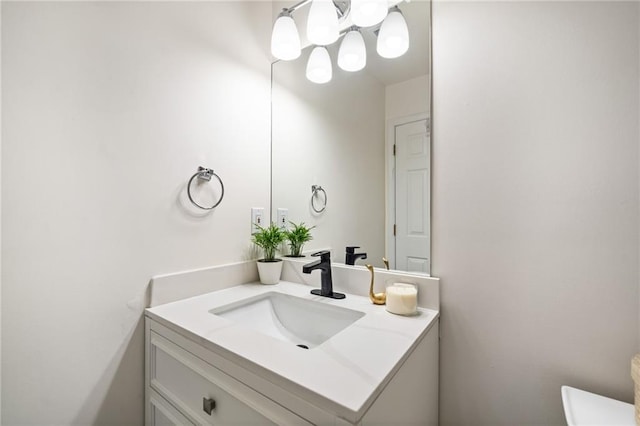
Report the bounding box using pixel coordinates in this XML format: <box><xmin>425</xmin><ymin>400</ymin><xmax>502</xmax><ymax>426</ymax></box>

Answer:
<box><xmin>187</xmin><ymin>166</ymin><xmax>225</xmax><ymax>210</ymax></box>
<box><xmin>311</xmin><ymin>185</ymin><xmax>327</xmax><ymax>213</ymax></box>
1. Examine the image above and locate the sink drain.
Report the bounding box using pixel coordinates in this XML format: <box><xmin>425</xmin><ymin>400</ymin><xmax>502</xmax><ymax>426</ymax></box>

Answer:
<box><xmin>296</xmin><ymin>344</ymin><xmax>309</xmax><ymax>350</ymax></box>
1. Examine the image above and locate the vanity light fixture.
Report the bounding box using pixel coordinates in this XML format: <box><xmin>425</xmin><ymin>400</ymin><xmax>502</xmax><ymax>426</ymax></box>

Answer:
<box><xmin>307</xmin><ymin>0</ymin><xmax>340</xmax><ymax>46</ymax></box>
<box><xmin>271</xmin><ymin>0</ymin><xmax>410</xmax><ymax>84</ymax></box>
<box><xmin>376</xmin><ymin>5</ymin><xmax>409</xmax><ymax>59</ymax></box>
<box><xmin>338</xmin><ymin>27</ymin><xmax>366</xmax><ymax>72</ymax></box>
<box><xmin>306</xmin><ymin>46</ymin><xmax>333</xmax><ymax>83</ymax></box>
<box><xmin>271</xmin><ymin>9</ymin><xmax>302</xmax><ymax>61</ymax></box>
<box><xmin>350</xmin><ymin>0</ymin><xmax>388</xmax><ymax>28</ymax></box>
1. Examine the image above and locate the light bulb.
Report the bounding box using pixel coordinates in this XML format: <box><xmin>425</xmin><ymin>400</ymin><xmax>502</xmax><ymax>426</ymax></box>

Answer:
<box><xmin>338</xmin><ymin>29</ymin><xmax>366</xmax><ymax>72</ymax></box>
<box><xmin>377</xmin><ymin>6</ymin><xmax>409</xmax><ymax>59</ymax></box>
<box><xmin>351</xmin><ymin>0</ymin><xmax>388</xmax><ymax>27</ymax></box>
<box><xmin>306</xmin><ymin>46</ymin><xmax>332</xmax><ymax>84</ymax></box>
<box><xmin>271</xmin><ymin>11</ymin><xmax>301</xmax><ymax>61</ymax></box>
<box><xmin>307</xmin><ymin>0</ymin><xmax>339</xmax><ymax>46</ymax></box>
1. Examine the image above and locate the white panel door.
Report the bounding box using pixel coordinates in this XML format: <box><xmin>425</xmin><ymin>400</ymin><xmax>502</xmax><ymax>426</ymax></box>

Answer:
<box><xmin>395</xmin><ymin>119</ymin><xmax>430</xmax><ymax>274</ymax></box>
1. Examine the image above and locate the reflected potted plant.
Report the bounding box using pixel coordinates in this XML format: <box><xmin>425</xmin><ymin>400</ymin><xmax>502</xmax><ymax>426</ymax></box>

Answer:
<box><xmin>252</xmin><ymin>222</ymin><xmax>285</xmax><ymax>284</ymax></box>
<box><xmin>284</xmin><ymin>221</ymin><xmax>315</xmax><ymax>257</ymax></box>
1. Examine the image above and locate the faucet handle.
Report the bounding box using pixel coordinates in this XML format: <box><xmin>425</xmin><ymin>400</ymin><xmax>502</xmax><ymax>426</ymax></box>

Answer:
<box><xmin>346</xmin><ymin>246</ymin><xmax>360</xmax><ymax>254</ymax></box>
<box><xmin>311</xmin><ymin>250</ymin><xmax>331</xmax><ymax>262</ymax></box>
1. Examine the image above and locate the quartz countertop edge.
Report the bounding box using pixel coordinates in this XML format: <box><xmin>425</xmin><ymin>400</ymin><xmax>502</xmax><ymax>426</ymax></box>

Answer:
<box><xmin>145</xmin><ymin>281</ymin><xmax>439</xmax><ymax>422</ymax></box>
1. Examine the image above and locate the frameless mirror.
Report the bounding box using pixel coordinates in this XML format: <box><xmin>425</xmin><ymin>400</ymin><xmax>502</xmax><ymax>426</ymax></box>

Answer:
<box><xmin>271</xmin><ymin>0</ymin><xmax>431</xmax><ymax>274</ymax></box>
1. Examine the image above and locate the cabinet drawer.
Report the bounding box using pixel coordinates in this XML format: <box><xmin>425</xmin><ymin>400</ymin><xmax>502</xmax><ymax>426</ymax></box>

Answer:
<box><xmin>149</xmin><ymin>331</ymin><xmax>307</xmax><ymax>425</ymax></box>
<box><xmin>149</xmin><ymin>389</ymin><xmax>196</xmax><ymax>426</ymax></box>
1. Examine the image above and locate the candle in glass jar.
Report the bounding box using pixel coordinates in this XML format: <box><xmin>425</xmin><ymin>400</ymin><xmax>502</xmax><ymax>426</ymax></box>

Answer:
<box><xmin>385</xmin><ymin>283</ymin><xmax>418</xmax><ymax>315</ymax></box>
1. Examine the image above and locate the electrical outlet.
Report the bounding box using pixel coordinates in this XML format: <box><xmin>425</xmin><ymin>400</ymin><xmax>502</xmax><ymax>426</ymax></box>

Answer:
<box><xmin>277</xmin><ymin>208</ymin><xmax>289</xmax><ymax>230</ymax></box>
<box><xmin>251</xmin><ymin>207</ymin><xmax>264</xmax><ymax>233</ymax></box>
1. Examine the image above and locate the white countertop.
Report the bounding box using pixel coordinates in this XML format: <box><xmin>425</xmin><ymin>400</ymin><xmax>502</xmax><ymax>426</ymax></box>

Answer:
<box><xmin>145</xmin><ymin>280</ymin><xmax>439</xmax><ymax>420</ymax></box>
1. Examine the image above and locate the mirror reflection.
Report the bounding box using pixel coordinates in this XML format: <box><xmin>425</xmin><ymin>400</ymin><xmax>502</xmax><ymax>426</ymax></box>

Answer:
<box><xmin>271</xmin><ymin>0</ymin><xmax>431</xmax><ymax>274</ymax></box>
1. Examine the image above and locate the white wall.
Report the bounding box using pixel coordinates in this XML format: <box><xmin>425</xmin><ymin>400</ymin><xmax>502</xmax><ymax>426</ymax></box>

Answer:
<box><xmin>432</xmin><ymin>2</ymin><xmax>639</xmax><ymax>425</ymax></box>
<box><xmin>0</xmin><ymin>3</ymin><xmax>3</xmax><ymax>421</ymax></box>
<box><xmin>1</xmin><ymin>2</ymin><xmax>271</xmax><ymax>424</ymax></box>
<box><xmin>271</xmin><ymin>47</ymin><xmax>387</xmax><ymax>265</ymax></box>
<box><xmin>385</xmin><ymin>74</ymin><xmax>430</xmax><ymax>121</ymax></box>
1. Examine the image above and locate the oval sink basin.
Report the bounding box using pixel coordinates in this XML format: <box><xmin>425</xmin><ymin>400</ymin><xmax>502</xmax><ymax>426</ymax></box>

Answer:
<box><xmin>209</xmin><ymin>291</ymin><xmax>365</xmax><ymax>348</ymax></box>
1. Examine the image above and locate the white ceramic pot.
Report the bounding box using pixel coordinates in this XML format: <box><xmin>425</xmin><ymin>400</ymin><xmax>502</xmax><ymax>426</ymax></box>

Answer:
<box><xmin>256</xmin><ymin>259</ymin><xmax>283</xmax><ymax>285</ymax></box>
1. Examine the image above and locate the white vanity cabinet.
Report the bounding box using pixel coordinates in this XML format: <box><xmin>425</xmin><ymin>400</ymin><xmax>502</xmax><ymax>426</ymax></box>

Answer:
<box><xmin>146</xmin><ymin>320</ymin><xmax>311</xmax><ymax>425</ymax></box>
<box><xmin>148</xmin><ymin>388</ymin><xmax>195</xmax><ymax>426</ymax></box>
<box><xmin>145</xmin><ymin>317</ymin><xmax>438</xmax><ymax>425</ymax></box>
<box><xmin>145</xmin><ymin>281</ymin><xmax>439</xmax><ymax>425</ymax></box>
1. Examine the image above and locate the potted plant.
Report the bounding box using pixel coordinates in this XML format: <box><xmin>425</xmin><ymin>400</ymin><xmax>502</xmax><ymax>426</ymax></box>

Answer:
<box><xmin>252</xmin><ymin>222</ymin><xmax>286</xmax><ymax>284</ymax></box>
<box><xmin>284</xmin><ymin>221</ymin><xmax>315</xmax><ymax>257</ymax></box>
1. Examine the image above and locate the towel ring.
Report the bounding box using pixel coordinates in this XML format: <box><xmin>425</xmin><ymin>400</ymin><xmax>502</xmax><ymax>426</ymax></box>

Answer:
<box><xmin>311</xmin><ymin>185</ymin><xmax>327</xmax><ymax>213</ymax></box>
<box><xmin>187</xmin><ymin>166</ymin><xmax>224</xmax><ymax>210</ymax></box>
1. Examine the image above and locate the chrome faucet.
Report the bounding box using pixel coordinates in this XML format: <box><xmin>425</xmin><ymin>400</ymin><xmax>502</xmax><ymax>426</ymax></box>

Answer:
<box><xmin>302</xmin><ymin>251</ymin><xmax>345</xmax><ymax>299</ymax></box>
<box><xmin>345</xmin><ymin>246</ymin><xmax>367</xmax><ymax>265</ymax></box>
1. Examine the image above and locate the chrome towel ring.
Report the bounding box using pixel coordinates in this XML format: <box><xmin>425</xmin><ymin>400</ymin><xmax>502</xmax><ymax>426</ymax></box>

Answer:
<box><xmin>187</xmin><ymin>166</ymin><xmax>225</xmax><ymax>210</ymax></box>
<box><xmin>311</xmin><ymin>185</ymin><xmax>327</xmax><ymax>213</ymax></box>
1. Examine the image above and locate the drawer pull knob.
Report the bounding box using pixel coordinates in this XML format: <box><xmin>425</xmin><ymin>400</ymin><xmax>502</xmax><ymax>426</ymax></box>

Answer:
<box><xmin>203</xmin><ymin>397</ymin><xmax>216</xmax><ymax>415</ymax></box>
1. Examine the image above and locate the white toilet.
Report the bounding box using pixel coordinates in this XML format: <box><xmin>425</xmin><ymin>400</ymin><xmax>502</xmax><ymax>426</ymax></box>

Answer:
<box><xmin>562</xmin><ymin>386</ymin><xmax>635</xmax><ymax>425</ymax></box>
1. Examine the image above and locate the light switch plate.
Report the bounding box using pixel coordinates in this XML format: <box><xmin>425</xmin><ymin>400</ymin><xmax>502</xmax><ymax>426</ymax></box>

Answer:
<box><xmin>251</xmin><ymin>207</ymin><xmax>264</xmax><ymax>233</ymax></box>
<box><xmin>277</xmin><ymin>208</ymin><xmax>289</xmax><ymax>230</ymax></box>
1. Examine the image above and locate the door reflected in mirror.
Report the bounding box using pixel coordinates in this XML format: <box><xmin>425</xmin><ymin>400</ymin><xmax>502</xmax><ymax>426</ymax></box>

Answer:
<box><xmin>271</xmin><ymin>0</ymin><xmax>431</xmax><ymax>274</ymax></box>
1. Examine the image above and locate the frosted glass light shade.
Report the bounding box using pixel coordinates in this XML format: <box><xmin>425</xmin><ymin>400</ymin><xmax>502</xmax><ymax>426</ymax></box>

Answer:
<box><xmin>307</xmin><ymin>0</ymin><xmax>339</xmax><ymax>46</ymax></box>
<box><xmin>377</xmin><ymin>7</ymin><xmax>409</xmax><ymax>59</ymax></box>
<box><xmin>350</xmin><ymin>0</ymin><xmax>388</xmax><ymax>27</ymax></box>
<box><xmin>271</xmin><ymin>13</ymin><xmax>301</xmax><ymax>61</ymax></box>
<box><xmin>338</xmin><ymin>30</ymin><xmax>366</xmax><ymax>72</ymax></box>
<box><xmin>306</xmin><ymin>46</ymin><xmax>332</xmax><ymax>84</ymax></box>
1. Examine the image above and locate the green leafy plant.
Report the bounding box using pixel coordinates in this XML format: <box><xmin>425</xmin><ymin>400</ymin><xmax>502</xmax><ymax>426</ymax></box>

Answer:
<box><xmin>252</xmin><ymin>222</ymin><xmax>285</xmax><ymax>262</ymax></box>
<box><xmin>284</xmin><ymin>221</ymin><xmax>315</xmax><ymax>257</ymax></box>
